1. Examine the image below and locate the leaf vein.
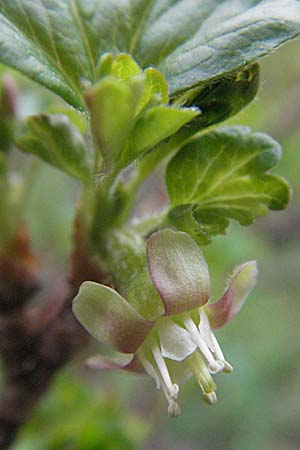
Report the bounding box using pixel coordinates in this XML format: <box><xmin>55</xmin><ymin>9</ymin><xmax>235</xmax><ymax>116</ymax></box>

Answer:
<box><xmin>69</xmin><ymin>0</ymin><xmax>97</xmax><ymax>81</ymax></box>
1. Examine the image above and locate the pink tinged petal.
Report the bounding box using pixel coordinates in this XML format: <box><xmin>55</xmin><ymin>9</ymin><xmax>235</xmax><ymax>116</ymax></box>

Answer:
<box><xmin>86</xmin><ymin>353</ymin><xmax>144</xmax><ymax>374</ymax></box>
<box><xmin>72</xmin><ymin>281</ymin><xmax>152</xmax><ymax>354</ymax></box>
<box><xmin>147</xmin><ymin>229</ymin><xmax>210</xmax><ymax>316</ymax></box>
<box><xmin>206</xmin><ymin>261</ymin><xmax>258</xmax><ymax>329</ymax></box>
<box><xmin>157</xmin><ymin>318</ymin><xmax>197</xmax><ymax>362</ymax></box>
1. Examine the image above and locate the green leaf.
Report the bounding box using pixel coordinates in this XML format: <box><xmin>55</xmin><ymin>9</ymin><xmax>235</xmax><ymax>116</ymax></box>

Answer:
<box><xmin>111</xmin><ymin>53</ymin><xmax>142</xmax><ymax>80</ymax></box>
<box><xmin>137</xmin><ymin>67</ymin><xmax>169</xmax><ymax>113</ymax></box>
<box><xmin>166</xmin><ymin>126</ymin><xmax>291</xmax><ymax>244</ymax></box>
<box><xmin>17</xmin><ymin>114</ymin><xmax>90</xmax><ymax>181</ymax></box>
<box><xmin>87</xmin><ymin>72</ymin><xmax>197</xmax><ymax>172</ymax></box>
<box><xmin>47</xmin><ymin>106</ymin><xmax>88</xmax><ymax>134</ymax></box>
<box><xmin>0</xmin><ymin>1</ymin><xmax>299</xmax><ymax>108</ymax></box>
<box><xmin>157</xmin><ymin>1</ymin><xmax>300</xmax><ymax>94</ymax></box>
<box><xmin>126</xmin><ymin>106</ymin><xmax>199</xmax><ymax>164</ymax></box>
<box><xmin>172</xmin><ymin>63</ymin><xmax>260</xmax><ymax>130</ymax></box>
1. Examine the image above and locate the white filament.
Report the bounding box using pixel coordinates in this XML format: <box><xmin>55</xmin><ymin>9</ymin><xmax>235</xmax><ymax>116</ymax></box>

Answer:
<box><xmin>152</xmin><ymin>341</ymin><xmax>179</xmax><ymax>398</ymax></box>
<box><xmin>138</xmin><ymin>349</ymin><xmax>161</xmax><ymax>389</ymax></box>
<box><xmin>138</xmin><ymin>340</ymin><xmax>180</xmax><ymax>416</ymax></box>
<box><xmin>183</xmin><ymin>316</ymin><xmax>223</xmax><ymax>373</ymax></box>
<box><xmin>199</xmin><ymin>310</ymin><xmax>233</xmax><ymax>373</ymax></box>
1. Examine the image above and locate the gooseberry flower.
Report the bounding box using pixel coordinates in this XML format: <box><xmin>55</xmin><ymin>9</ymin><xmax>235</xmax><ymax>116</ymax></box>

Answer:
<box><xmin>73</xmin><ymin>229</ymin><xmax>258</xmax><ymax>416</ymax></box>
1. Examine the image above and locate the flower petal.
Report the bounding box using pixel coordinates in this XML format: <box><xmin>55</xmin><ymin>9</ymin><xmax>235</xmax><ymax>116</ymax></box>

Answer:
<box><xmin>157</xmin><ymin>318</ymin><xmax>197</xmax><ymax>362</ymax></box>
<box><xmin>72</xmin><ymin>281</ymin><xmax>152</xmax><ymax>353</ymax></box>
<box><xmin>147</xmin><ymin>229</ymin><xmax>210</xmax><ymax>316</ymax></box>
<box><xmin>206</xmin><ymin>261</ymin><xmax>258</xmax><ymax>329</ymax></box>
<box><xmin>86</xmin><ymin>353</ymin><xmax>144</xmax><ymax>374</ymax></box>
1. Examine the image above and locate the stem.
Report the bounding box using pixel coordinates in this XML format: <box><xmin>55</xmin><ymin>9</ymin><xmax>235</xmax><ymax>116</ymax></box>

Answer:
<box><xmin>12</xmin><ymin>157</ymin><xmax>40</xmax><ymax>229</ymax></box>
<box><xmin>90</xmin><ymin>172</ymin><xmax>120</xmax><ymax>252</ymax></box>
<box><xmin>132</xmin><ymin>209</ymin><xmax>169</xmax><ymax>236</ymax></box>
<box><xmin>113</xmin><ymin>123</ymin><xmax>203</xmax><ymax>226</ymax></box>
<box><xmin>0</xmin><ymin>155</ymin><xmax>12</xmax><ymax>251</ymax></box>
<box><xmin>0</xmin><ymin>219</ymin><xmax>108</xmax><ymax>450</ymax></box>
<box><xmin>112</xmin><ymin>169</ymin><xmax>147</xmax><ymax>227</ymax></box>
<box><xmin>89</xmin><ymin>102</ymin><xmax>205</xmax><ymax>256</ymax></box>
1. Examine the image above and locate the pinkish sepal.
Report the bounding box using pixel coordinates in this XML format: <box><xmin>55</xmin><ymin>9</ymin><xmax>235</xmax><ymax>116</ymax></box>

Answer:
<box><xmin>147</xmin><ymin>229</ymin><xmax>210</xmax><ymax>316</ymax></box>
<box><xmin>73</xmin><ymin>282</ymin><xmax>153</xmax><ymax>354</ymax></box>
<box><xmin>86</xmin><ymin>353</ymin><xmax>144</xmax><ymax>374</ymax></box>
<box><xmin>206</xmin><ymin>261</ymin><xmax>258</xmax><ymax>329</ymax></box>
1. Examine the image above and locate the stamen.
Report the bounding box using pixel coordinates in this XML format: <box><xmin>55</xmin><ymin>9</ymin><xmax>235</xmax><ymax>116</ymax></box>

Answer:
<box><xmin>168</xmin><ymin>399</ymin><xmax>181</xmax><ymax>418</ymax></box>
<box><xmin>184</xmin><ymin>316</ymin><xmax>222</xmax><ymax>373</ymax></box>
<box><xmin>199</xmin><ymin>310</ymin><xmax>233</xmax><ymax>373</ymax></box>
<box><xmin>138</xmin><ymin>349</ymin><xmax>160</xmax><ymax>389</ymax></box>
<box><xmin>152</xmin><ymin>341</ymin><xmax>176</xmax><ymax>395</ymax></box>
<box><xmin>203</xmin><ymin>391</ymin><xmax>217</xmax><ymax>405</ymax></box>
<box><xmin>138</xmin><ymin>347</ymin><xmax>181</xmax><ymax>416</ymax></box>
<box><xmin>150</xmin><ymin>339</ymin><xmax>181</xmax><ymax>417</ymax></box>
<box><xmin>185</xmin><ymin>351</ymin><xmax>217</xmax><ymax>395</ymax></box>
<box><xmin>209</xmin><ymin>332</ymin><xmax>233</xmax><ymax>373</ymax></box>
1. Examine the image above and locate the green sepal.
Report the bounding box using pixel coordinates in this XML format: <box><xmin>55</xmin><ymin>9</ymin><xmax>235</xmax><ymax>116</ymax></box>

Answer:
<box><xmin>166</xmin><ymin>126</ymin><xmax>291</xmax><ymax>243</ymax></box>
<box><xmin>16</xmin><ymin>113</ymin><xmax>91</xmax><ymax>181</ymax></box>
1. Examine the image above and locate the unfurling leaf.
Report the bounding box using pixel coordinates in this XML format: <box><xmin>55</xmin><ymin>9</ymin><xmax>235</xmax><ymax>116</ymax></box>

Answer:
<box><xmin>17</xmin><ymin>114</ymin><xmax>90</xmax><ymax>181</ymax></box>
<box><xmin>137</xmin><ymin>68</ymin><xmax>169</xmax><ymax>112</ymax></box>
<box><xmin>86</xmin><ymin>76</ymin><xmax>144</xmax><ymax>173</ymax></box>
<box><xmin>86</xmin><ymin>65</ymin><xmax>197</xmax><ymax>173</ymax></box>
<box><xmin>111</xmin><ymin>53</ymin><xmax>142</xmax><ymax>80</ymax></box>
<box><xmin>166</xmin><ymin>126</ymin><xmax>291</xmax><ymax>244</ymax></box>
<box><xmin>127</xmin><ymin>106</ymin><xmax>199</xmax><ymax>163</ymax></box>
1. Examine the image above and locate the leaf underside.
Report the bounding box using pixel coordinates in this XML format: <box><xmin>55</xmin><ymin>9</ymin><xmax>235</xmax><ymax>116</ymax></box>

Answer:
<box><xmin>16</xmin><ymin>113</ymin><xmax>90</xmax><ymax>181</ymax></box>
<box><xmin>0</xmin><ymin>1</ymin><xmax>299</xmax><ymax>108</ymax></box>
<box><xmin>166</xmin><ymin>126</ymin><xmax>291</xmax><ymax>244</ymax></box>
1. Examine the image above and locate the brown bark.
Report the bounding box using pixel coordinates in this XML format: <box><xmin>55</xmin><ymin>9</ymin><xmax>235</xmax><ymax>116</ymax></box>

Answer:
<box><xmin>0</xmin><ymin>223</ymin><xmax>108</xmax><ymax>449</ymax></box>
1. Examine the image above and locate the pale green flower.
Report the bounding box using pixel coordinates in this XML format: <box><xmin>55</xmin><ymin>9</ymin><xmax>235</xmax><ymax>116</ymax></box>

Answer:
<box><xmin>73</xmin><ymin>229</ymin><xmax>258</xmax><ymax>416</ymax></box>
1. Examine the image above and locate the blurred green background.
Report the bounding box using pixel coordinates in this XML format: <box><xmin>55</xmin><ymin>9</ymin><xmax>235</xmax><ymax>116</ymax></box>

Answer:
<box><xmin>1</xmin><ymin>39</ymin><xmax>299</xmax><ymax>450</ymax></box>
